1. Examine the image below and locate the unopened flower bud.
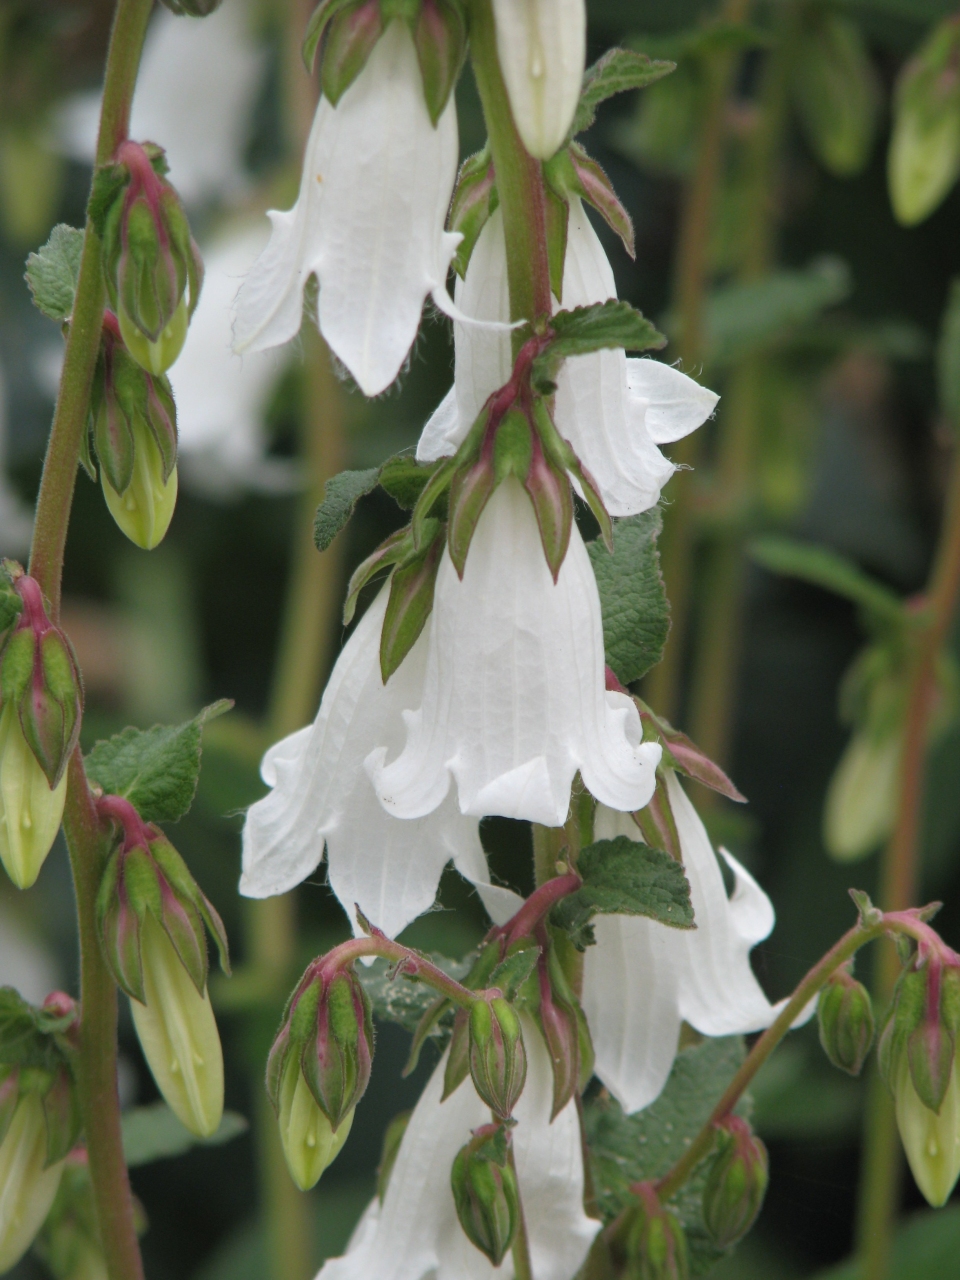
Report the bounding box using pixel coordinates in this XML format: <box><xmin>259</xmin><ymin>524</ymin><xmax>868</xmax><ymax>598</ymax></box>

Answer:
<box><xmin>0</xmin><ymin>703</ymin><xmax>67</xmax><ymax>890</ymax></box>
<box><xmin>818</xmin><ymin>969</ymin><xmax>876</xmax><ymax>1075</ymax></box>
<box><xmin>701</xmin><ymin>1117</ymin><xmax>769</xmax><ymax>1248</ymax></box>
<box><xmin>893</xmin><ymin>1050</ymin><xmax>960</xmax><ymax>1207</ymax></box>
<box><xmin>468</xmin><ymin>996</ymin><xmax>527</xmax><ymax>1119</ymax></box>
<box><xmin>129</xmin><ymin>913</ymin><xmax>224</xmax><ymax>1138</ymax></box>
<box><xmin>535</xmin><ymin>944</ymin><xmax>594</xmax><ymax>1118</ymax></box>
<box><xmin>0</xmin><ymin>1089</ymin><xmax>65</xmax><ymax>1272</ymax></box>
<box><xmin>301</xmin><ymin>970</ymin><xmax>374</xmax><ymax>1130</ymax></box>
<box><xmin>451</xmin><ymin>1125</ymin><xmax>519</xmax><ymax>1266</ymax></box>
<box><xmin>491</xmin><ymin>0</ymin><xmax>586</xmax><ymax>159</ymax></box>
<box><xmin>823</xmin><ymin>726</ymin><xmax>900</xmax><ymax>862</ymax></box>
<box><xmin>277</xmin><ymin>1053</ymin><xmax>353</xmax><ymax>1191</ymax></box>
<box><xmin>626</xmin><ymin>1183</ymin><xmax>689</xmax><ymax>1280</ymax></box>
<box><xmin>90</xmin><ymin>140</ymin><xmax>202</xmax><ymax>373</ymax></box>
<box><xmin>90</xmin><ymin>313</ymin><xmax>178</xmax><ymax>550</ymax></box>
<box><xmin>889</xmin><ymin>15</ymin><xmax>960</xmax><ymax>226</ymax></box>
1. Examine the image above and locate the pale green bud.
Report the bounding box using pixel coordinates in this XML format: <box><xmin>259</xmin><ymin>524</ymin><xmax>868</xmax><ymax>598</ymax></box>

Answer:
<box><xmin>889</xmin><ymin>17</ymin><xmax>960</xmax><ymax>226</ymax></box>
<box><xmin>0</xmin><ymin>1092</ymin><xmax>65</xmax><ymax>1273</ymax></box>
<box><xmin>129</xmin><ymin>913</ymin><xmax>223</xmax><ymax>1138</ymax></box>
<box><xmin>117</xmin><ymin>296</ymin><xmax>189</xmax><ymax>378</ymax></box>
<box><xmin>101</xmin><ymin>432</ymin><xmax>178</xmax><ymax>551</ymax></box>
<box><xmin>0</xmin><ymin>702</ymin><xmax>67</xmax><ymax>890</ymax></box>
<box><xmin>278</xmin><ymin>1054</ymin><xmax>353</xmax><ymax>1192</ymax></box>
<box><xmin>894</xmin><ymin>1052</ymin><xmax>960</xmax><ymax>1207</ymax></box>
<box><xmin>823</xmin><ymin>727</ymin><xmax>899</xmax><ymax>862</ymax></box>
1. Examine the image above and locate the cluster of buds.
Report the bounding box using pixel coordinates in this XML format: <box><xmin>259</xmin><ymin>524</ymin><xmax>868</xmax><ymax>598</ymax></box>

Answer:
<box><xmin>95</xmin><ymin>794</ymin><xmax>228</xmax><ymax>1138</ymax></box>
<box><xmin>879</xmin><ymin>933</ymin><xmax>960</xmax><ymax>1206</ymax></box>
<box><xmin>303</xmin><ymin>0</ymin><xmax>466</xmax><ymax>125</ymax></box>
<box><xmin>450</xmin><ymin>1123</ymin><xmax>520</xmax><ymax>1266</ymax></box>
<box><xmin>266</xmin><ymin>958</ymin><xmax>373</xmax><ymax>1190</ymax></box>
<box><xmin>701</xmin><ymin>1117</ymin><xmax>769</xmax><ymax>1249</ymax></box>
<box><xmin>619</xmin><ymin>1182</ymin><xmax>689</xmax><ymax>1280</ymax></box>
<box><xmin>89</xmin><ymin>139</ymin><xmax>202</xmax><ymax>376</ymax></box>
<box><xmin>87</xmin><ymin>311</ymin><xmax>179</xmax><ymax>550</ymax></box>
<box><xmin>0</xmin><ymin>566</ymin><xmax>82</xmax><ymax>890</ymax></box>
<box><xmin>817</xmin><ymin>967</ymin><xmax>875</xmax><ymax>1075</ymax></box>
<box><xmin>0</xmin><ymin>994</ymin><xmax>81</xmax><ymax>1273</ymax></box>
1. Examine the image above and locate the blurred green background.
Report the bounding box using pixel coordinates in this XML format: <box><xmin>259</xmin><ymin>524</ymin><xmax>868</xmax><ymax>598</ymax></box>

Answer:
<box><xmin>4</xmin><ymin>0</ymin><xmax>960</xmax><ymax>1277</ymax></box>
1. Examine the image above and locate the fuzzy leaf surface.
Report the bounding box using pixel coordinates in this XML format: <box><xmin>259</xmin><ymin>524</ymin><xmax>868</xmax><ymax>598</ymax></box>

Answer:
<box><xmin>584</xmin><ymin>1036</ymin><xmax>747</xmax><ymax>1276</ymax></box>
<box><xmin>572</xmin><ymin>48</ymin><xmax>676</xmax><ymax>136</ymax></box>
<box><xmin>588</xmin><ymin>508</ymin><xmax>669</xmax><ymax>684</ymax></box>
<box><xmin>314</xmin><ymin>468</ymin><xmax>381</xmax><ymax>552</ymax></box>
<box><xmin>85</xmin><ymin>700</ymin><xmax>232</xmax><ymax>823</ymax></box>
<box><xmin>25</xmin><ymin>225</ymin><xmax>85</xmax><ymax>322</ymax></box>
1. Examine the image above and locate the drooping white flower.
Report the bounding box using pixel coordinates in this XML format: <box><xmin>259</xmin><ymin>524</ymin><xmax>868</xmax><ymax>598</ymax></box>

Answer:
<box><xmin>56</xmin><ymin>1</ymin><xmax>264</xmax><ymax>206</ymax></box>
<box><xmin>168</xmin><ymin>224</ymin><xmax>295</xmax><ymax>497</ymax></box>
<box><xmin>368</xmin><ymin>478</ymin><xmax>661</xmax><ymax>828</ymax></box>
<box><xmin>233</xmin><ymin>19</ymin><xmax>461</xmax><ymax>397</ymax></box>
<box><xmin>319</xmin><ymin>1018</ymin><xmax>598</xmax><ymax>1280</ymax></box>
<box><xmin>417</xmin><ymin>203</ymin><xmax>718</xmax><ymax>517</ymax></box>
<box><xmin>581</xmin><ymin>771</ymin><xmax>808</xmax><ymax>1115</ymax></box>
<box><xmin>491</xmin><ymin>0</ymin><xmax>587</xmax><ymax>160</ymax></box>
<box><xmin>241</xmin><ymin>585</ymin><xmax>516</xmax><ymax>939</ymax></box>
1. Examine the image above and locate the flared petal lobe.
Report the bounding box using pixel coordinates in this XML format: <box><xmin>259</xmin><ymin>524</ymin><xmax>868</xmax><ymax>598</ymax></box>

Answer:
<box><xmin>319</xmin><ymin>1018</ymin><xmax>598</xmax><ymax>1280</ymax></box>
<box><xmin>581</xmin><ymin>772</ymin><xmax>782</xmax><ymax>1114</ymax></box>
<box><xmin>240</xmin><ymin>587</ymin><xmax>493</xmax><ymax>940</ymax></box>
<box><xmin>417</xmin><ymin>204</ymin><xmax>717</xmax><ymax>516</ymax></box>
<box><xmin>491</xmin><ymin>0</ymin><xmax>586</xmax><ymax>160</ymax></box>
<box><xmin>233</xmin><ymin>20</ymin><xmax>461</xmax><ymax>396</ymax></box>
<box><xmin>369</xmin><ymin>479</ymin><xmax>661</xmax><ymax>827</ymax></box>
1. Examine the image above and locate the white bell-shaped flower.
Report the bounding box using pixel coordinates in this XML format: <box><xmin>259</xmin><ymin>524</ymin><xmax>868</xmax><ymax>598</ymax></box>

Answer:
<box><xmin>491</xmin><ymin>0</ymin><xmax>586</xmax><ymax>160</ymax></box>
<box><xmin>241</xmin><ymin>586</ymin><xmax>515</xmax><ymax>939</ymax></box>
<box><xmin>169</xmin><ymin>225</ymin><xmax>296</xmax><ymax>497</ymax></box>
<box><xmin>233</xmin><ymin>19</ymin><xmax>461</xmax><ymax>397</ymax></box>
<box><xmin>581</xmin><ymin>771</ymin><xmax>805</xmax><ymax>1115</ymax></box>
<box><xmin>368</xmin><ymin>478</ymin><xmax>661</xmax><ymax>827</ymax></box>
<box><xmin>319</xmin><ymin>1017</ymin><xmax>598</xmax><ymax>1280</ymax></box>
<box><xmin>417</xmin><ymin>203</ymin><xmax>718</xmax><ymax>516</ymax></box>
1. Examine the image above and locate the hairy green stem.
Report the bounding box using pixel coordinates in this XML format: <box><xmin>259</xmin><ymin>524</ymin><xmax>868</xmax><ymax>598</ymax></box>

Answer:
<box><xmin>856</xmin><ymin>448</ymin><xmax>960</xmax><ymax>1280</ymax></box>
<box><xmin>645</xmin><ymin>0</ymin><xmax>753</xmax><ymax>722</ymax></box>
<box><xmin>509</xmin><ymin>1145</ymin><xmax>535</xmax><ymax>1280</ymax></box>
<box><xmin>26</xmin><ymin>3</ymin><xmax>153</xmax><ymax>1279</ymax></box>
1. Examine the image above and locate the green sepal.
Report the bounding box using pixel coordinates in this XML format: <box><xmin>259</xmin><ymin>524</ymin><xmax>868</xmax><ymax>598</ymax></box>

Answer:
<box><xmin>543</xmin><ymin>184</ymin><xmax>568</xmax><ymax>302</ymax></box>
<box><xmin>302</xmin><ymin>0</ymin><xmax>355</xmax><ymax>72</ymax></box>
<box><xmin>321</xmin><ymin>1</ymin><xmax>384</xmax><ymax>107</ymax></box>
<box><xmin>413</xmin><ymin>0</ymin><xmax>466</xmax><ymax>125</ymax></box>
<box><xmin>449</xmin><ymin>146</ymin><xmax>499</xmax><ymax>278</ymax></box>
<box><xmin>544</xmin><ymin>142</ymin><xmax>636</xmax><ymax>260</ymax></box>
<box><xmin>0</xmin><ymin>565</ymin><xmax>23</xmax><ymax>638</ymax></box>
<box><xmin>343</xmin><ymin>526</ymin><xmax>414</xmax><ymax>626</ymax></box>
<box><xmin>442</xmin><ymin>1007</ymin><xmax>470</xmax><ymax>1100</ymax></box>
<box><xmin>380</xmin><ymin>522</ymin><xmax>444</xmax><ymax>681</ymax></box>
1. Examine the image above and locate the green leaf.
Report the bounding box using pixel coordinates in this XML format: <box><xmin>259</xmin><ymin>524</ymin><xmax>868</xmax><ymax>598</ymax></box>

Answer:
<box><xmin>314</xmin><ymin>468</ymin><xmax>380</xmax><ymax>552</ymax></box>
<box><xmin>584</xmin><ymin>1037</ymin><xmax>748</xmax><ymax>1275</ymax></box>
<box><xmin>701</xmin><ymin>259</ymin><xmax>851</xmax><ymax>368</ymax></box>
<box><xmin>588</xmin><ymin>508</ymin><xmax>669</xmax><ymax>685</ymax></box>
<box><xmin>121</xmin><ymin>1102</ymin><xmax>247</xmax><ymax>1166</ymax></box>
<box><xmin>25</xmin><ymin>224</ymin><xmax>85</xmax><ymax>322</ymax></box>
<box><xmin>355</xmin><ymin>953</ymin><xmax>473</xmax><ymax>1036</ymax></box>
<box><xmin>572</xmin><ymin>48</ymin><xmax>675</xmax><ymax>137</ymax></box>
<box><xmin>533</xmin><ymin>301</ymin><xmax>665</xmax><ymax>393</ymax></box>
<box><xmin>85</xmin><ymin>700</ymin><xmax>232</xmax><ymax>824</ymax></box>
<box><xmin>552</xmin><ymin>836</ymin><xmax>693</xmax><ymax>944</ymax></box>
<box><xmin>0</xmin><ymin>988</ymin><xmax>69</xmax><ymax>1071</ymax></box>
<box><xmin>488</xmin><ymin>947</ymin><xmax>540</xmax><ymax>1000</ymax></box>
<box><xmin>0</xmin><ymin>565</ymin><xmax>22</xmax><ymax>636</ymax></box>
<box><xmin>749</xmin><ymin>536</ymin><xmax>905</xmax><ymax>628</ymax></box>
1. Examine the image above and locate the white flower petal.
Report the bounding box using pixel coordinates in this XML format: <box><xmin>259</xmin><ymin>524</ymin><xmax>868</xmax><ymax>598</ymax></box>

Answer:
<box><xmin>626</xmin><ymin>359</ymin><xmax>719</xmax><ymax>445</ymax></box>
<box><xmin>369</xmin><ymin>479</ymin><xmax>660</xmax><ymax>827</ymax></box>
<box><xmin>581</xmin><ymin>776</ymin><xmax>783</xmax><ymax>1114</ymax></box>
<box><xmin>417</xmin><ymin>385</ymin><xmax>460</xmax><ymax>463</ymax></box>
<box><xmin>241</xmin><ymin>587</ymin><xmax>482</xmax><ymax>940</ymax></box>
<box><xmin>56</xmin><ymin>3</ymin><xmax>264</xmax><ymax>207</ymax></box>
<box><xmin>319</xmin><ymin>1020</ymin><xmax>598</xmax><ymax>1280</ymax></box>
<box><xmin>233</xmin><ymin>21</ymin><xmax>459</xmax><ymax>396</ymax></box>
<box><xmin>491</xmin><ymin>0</ymin><xmax>586</xmax><ymax>160</ymax></box>
<box><xmin>168</xmin><ymin>224</ymin><xmax>294</xmax><ymax>496</ymax></box>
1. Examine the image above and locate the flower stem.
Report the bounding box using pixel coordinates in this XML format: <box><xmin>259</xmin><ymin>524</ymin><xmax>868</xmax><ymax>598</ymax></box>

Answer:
<box><xmin>26</xmin><ymin>3</ymin><xmax>152</xmax><ymax>1279</ymax></box>
<box><xmin>644</xmin><ymin>0</ymin><xmax>753</xmax><ymax>723</ymax></box>
<box><xmin>508</xmin><ymin>1144</ymin><xmax>535</xmax><ymax>1280</ymax></box>
<box><xmin>855</xmin><ymin>446</ymin><xmax>960</xmax><ymax>1280</ymax></box>
<box><xmin>468</xmin><ymin>0</ymin><xmax>552</xmax><ymax>341</ymax></box>
<box><xmin>319</xmin><ymin>934</ymin><xmax>492</xmax><ymax>1008</ymax></box>
<box><xmin>654</xmin><ymin>913</ymin><xmax>887</xmax><ymax>1204</ymax></box>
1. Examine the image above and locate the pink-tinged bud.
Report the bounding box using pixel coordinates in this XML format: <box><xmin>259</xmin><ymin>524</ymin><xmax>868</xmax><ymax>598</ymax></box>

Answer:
<box><xmin>277</xmin><ymin>1052</ymin><xmax>354</xmax><ymax>1191</ymax></box>
<box><xmin>631</xmin><ymin>700</ymin><xmax>747</xmax><ymax>803</ymax></box>
<box><xmin>89</xmin><ymin>140</ymin><xmax>202</xmax><ymax>372</ymax></box>
<box><xmin>544</xmin><ymin>143</ymin><xmax>636</xmax><ymax>260</ymax></box>
<box><xmin>0</xmin><ymin>1090</ymin><xmax>66</xmax><ymax>1272</ymax></box>
<box><xmin>451</xmin><ymin>1124</ymin><xmax>520</xmax><ymax>1265</ymax></box>
<box><xmin>449</xmin><ymin>147</ymin><xmax>498</xmax><ymax>278</ymax></box>
<box><xmin>414</xmin><ymin>0</ymin><xmax>467</xmax><ymax>124</ymax></box>
<box><xmin>818</xmin><ymin>969</ymin><xmax>875</xmax><ymax>1076</ymax></box>
<box><xmin>702</xmin><ymin>1117</ymin><xmax>769</xmax><ymax>1248</ymax></box>
<box><xmin>468</xmin><ymin>997</ymin><xmax>527</xmax><ymax>1120</ymax></box>
<box><xmin>321</xmin><ymin>0</ymin><xmax>384</xmax><ymax>106</ymax></box>
<box><xmin>380</xmin><ymin>524</ymin><xmax>444</xmax><ymax>682</ymax></box>
<box><xmin>626</xmin><ymin>1183</ymin><xmax>689</xmax><ymax>1280</ymax></box>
